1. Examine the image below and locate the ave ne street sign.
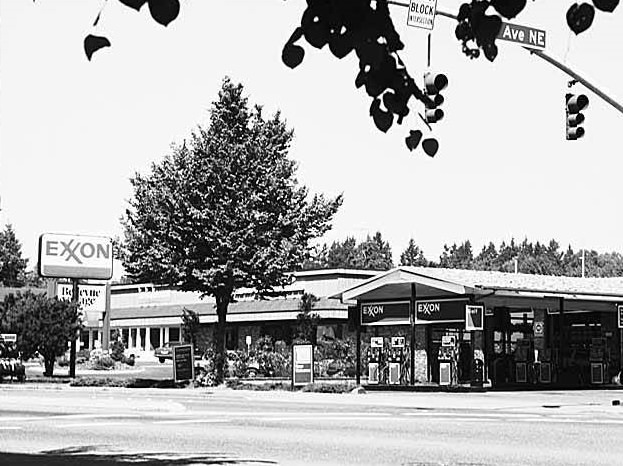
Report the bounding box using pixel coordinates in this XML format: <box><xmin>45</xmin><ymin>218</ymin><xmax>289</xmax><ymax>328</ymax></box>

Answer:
<box><xmin>497</xmin><ymin>22</ymin><xmax>546</xmax><ymax>50</ymax></box>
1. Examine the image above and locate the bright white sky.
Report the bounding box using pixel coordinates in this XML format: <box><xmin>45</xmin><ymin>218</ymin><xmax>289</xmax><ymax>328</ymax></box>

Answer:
<box><xmin>0</xmin><ymin>0</ymin><xmax>621</xmax><ymax>272</ymax></box>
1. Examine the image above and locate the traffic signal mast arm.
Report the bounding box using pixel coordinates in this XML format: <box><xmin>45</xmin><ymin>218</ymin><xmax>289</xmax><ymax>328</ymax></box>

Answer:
<box><xmin>387</xmin><ymin>0</ymin><xmax>623</xmax><ymax>117</ymax></box>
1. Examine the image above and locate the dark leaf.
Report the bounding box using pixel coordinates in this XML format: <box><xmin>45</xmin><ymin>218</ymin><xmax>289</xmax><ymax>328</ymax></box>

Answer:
<box><xmin>405</xmin><ymin>130</ymin><xmax>422</xmax><ymax>151</ymax></box>
<box><xmin>491</xmin><ymin>0</ymin><xmax>527</xmax><ymax>19</ymax></box>
<box><xmin>422</xmin><ymin>138</ymin><xmax>439</xmax><ymax>157</ymax></box>
<box><xmin>328</xmin><ymin>32</ymin><xmax>354</xmax><ymax>59</ymax></box>
<box><xmin>567</xmin><ymin>3</ymin><xmax>595</xmax><ymax>34</ymax></box>
<box><xmin>455</xmin><ymin>22</ymin><xmax>473</xmax><ymax>42</ymax></box>
<box><xmin>592</xmin><ymin>0</ymin><xmax>619</xmax><ymax>12</ymax></box>
<box><xmin>282</xmin><ymin>43</ymin><xmax>305</xmax><ymax>69</ymax></box>
<box><xmin>355</xmin><ymin>70</ymin><xmax>367</xmax><ymax>89</ymax></box>
<box><xmin>148</xmin><ymin>0</ymin><xmax>180</xmax><ymax>27</ymax></box>
<box><xmin>118</xmin><ymin>0</ymin><xmax>147</xmax><ymax>10</ymax></box>
<box><xmin>84</xmin><ymin>34</ymin><xmax>111</xmax><ymax>61</ymax></box>
<box><xmin>457</xmin><ymin>3</ymin><xmax>471</xmax><ymax>21</ymax></box>
<box><xmin>370</xmin><ymin>101</ymin><xmax>393</xmax><ymax>133</ymax></box>
<box><xmin>474</xmin><ymin>15</ymin><xmax>502</xmax><ymax>46</ymax></box>
<box><xmin>483</xmin><ymin>42</ymin><xmax>498</xmax><ymax>62</ymax></box>
<box><xmin>93</xmin><ymin>11</ymin><xmax>102</xmax><ymax>27</ymax></box>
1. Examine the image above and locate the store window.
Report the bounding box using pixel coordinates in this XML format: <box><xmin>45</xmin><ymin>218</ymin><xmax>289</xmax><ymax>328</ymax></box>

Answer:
<box><xmin>226</xmin><ymin>326</ymin><xmax>238</xmax><ymax>350</ymax></box>
<box><xmin>169</xmin><ymin>327</ymin><xmax>180</xmax><ymax>342</ymax></box>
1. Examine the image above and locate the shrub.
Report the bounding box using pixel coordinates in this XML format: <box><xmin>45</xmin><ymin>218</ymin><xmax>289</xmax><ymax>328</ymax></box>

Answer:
<box><xmin>300</xmin><ymin>381</ymin><xmax>357</xmax><ymax>393</ymax></box>
<box><xmin>89</xmin><ymin>355</ymin><xmax>115</xmax><ymax>370</ymax></box>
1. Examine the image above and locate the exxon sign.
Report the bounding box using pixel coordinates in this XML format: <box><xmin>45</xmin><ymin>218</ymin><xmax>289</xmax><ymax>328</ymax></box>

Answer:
<box><xmin>38</xmin><ymin>233</ymin><xmax>113</xmax><ymax>280</ymax></box>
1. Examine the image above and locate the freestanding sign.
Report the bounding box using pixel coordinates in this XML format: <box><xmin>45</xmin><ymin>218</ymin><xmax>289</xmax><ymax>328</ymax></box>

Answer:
<box><xmin>407</xmin><ymin>0</ymin><xmax>437</xmax><ymax>30</ymax></box>
<box><xmin>172</xmin><ymin>344</ymin><xmax>194</xmax><ymax>382</ymax></box>
<box><xmin>497</xmin><ymin>22</ymin><xmax>546</xmax><ymax>50</ymax></box>
<box><xmin>465</xmin><ymin>305</ymin><xmax>484</xmax><ymax>331</ymax></box>
<box><xmin>292</xmin><ymin>344</ymin><xmax>314</xmax><ymax>386</ymax></box>
<box><xmin>38</xmin><ymin>233</ymin><xmax>113</xmax><ymax>280</ymax></box>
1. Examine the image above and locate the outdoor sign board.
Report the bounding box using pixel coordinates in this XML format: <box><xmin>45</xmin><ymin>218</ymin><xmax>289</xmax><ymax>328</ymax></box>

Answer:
<box><xmin>441</xmin><ymin>335</ymin><xmax>456</xmax><ymax>347</ymax></box>
<box><xmin>39</xmin><ymin>233</ymin><xmax>113</xmax><ymax>280</ymax></box>
<box><xmin>292</xmin><ymin>344</ymin><xmax>313</xmax><ymax>386</ymax></box>
<box><xmin>172</xmin><ymin>344</ymin><xmax>194</xmax><ymax>382</ymax></box>
<box><xmin>618</xmin><ymin>305</ymin><xmax>623</xmax><ymax>329</ymax></box>
<box><xmin>533</xmin><ymin>321</ymin><xmax>545</xmax><ymax>337</ymax></box>
<box><xmin>361</xmin><ymin>301</ymin><xmax>410</xmax><ymax>326</ymax></box>
<box><xmin>57</xmin><ymin>284</ymin><xmax>106</xmax><ymax>312</ymax></box>
<box><xmin>407</xmin><ymin>0</ymin><xmax>437</xmax><ymax>31</ymax></box>
<box><xmin>0</xmin><ymin>334</ymin><xmax>17</xmax><ymax>343</ymax></box>
<box><xmin>391</xmin><ymin>336</ymin><xmax>405</xmax><ymax>348</ymax></box>
<box><xmin>415</xmin><ymin>299</ymin><xmax>467</xmax><ymax>322</ymax></box>
<box><xmin>370</xmin><ymin>337</ymin><xmax>384</xmax><ymax>348</ymax></box>
<box><xmin>465</xmin><ymin>305</ymin><xmax>484</xmax><ymax>331</ymax></box>
<box><xmin>497</xmin><ymin>21</ymin><xmax>546</xmax><ymax>50</ymax></box>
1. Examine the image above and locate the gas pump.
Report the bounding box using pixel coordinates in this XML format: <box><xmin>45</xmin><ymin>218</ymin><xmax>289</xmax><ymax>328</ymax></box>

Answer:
<box><xmin>389</xmin><ymin>336</ymin><xmax>405</xmax><ymax>385</ymax></box>
<box><xmin>438</xmin><ymin>335</ymin><xmax>457</xmax><ymax>386</ymax></box>
<box><xmin>367</xmin><ymin>337</ymin><xmax>383</xmax><ymax>384</ymax></box>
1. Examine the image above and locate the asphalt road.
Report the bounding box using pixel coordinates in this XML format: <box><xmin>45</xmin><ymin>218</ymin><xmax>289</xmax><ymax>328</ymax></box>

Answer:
<box><xmin>2</xmin><ymin>386</ymin><xmax>623</xmax><ymax>465</ymax></box>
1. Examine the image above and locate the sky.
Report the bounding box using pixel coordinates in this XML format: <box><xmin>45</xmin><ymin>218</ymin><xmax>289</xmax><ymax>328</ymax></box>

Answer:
<box><xmin>0</xmin><ymin>0</ymin><xmax>622</xmax><ymax>274</ymax></box>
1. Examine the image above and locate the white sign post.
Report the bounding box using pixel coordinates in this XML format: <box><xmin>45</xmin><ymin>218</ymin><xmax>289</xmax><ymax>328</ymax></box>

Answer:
<box><xmin>407</xmin><ymin>0</ymin><xmax>437</xmax><ymax>31</ymax></box>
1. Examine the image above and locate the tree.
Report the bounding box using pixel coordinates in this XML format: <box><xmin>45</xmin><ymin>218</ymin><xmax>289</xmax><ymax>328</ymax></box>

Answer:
<box><xmin>325</xmin><ymin>237</ymin><xmax>359</xmax><ymax>269</ymax></box>
<box><xmin>355</xmin><ymin>232</ymin><xmax>393</xmax><ymax>270</ymax></box>
<box><xmin>0</xmin><ymin>224</ymin><xmax>28</xmax><ymax>287</ymax></box>
<box><xmin>181</xmin><ymin>307</ymin><xmax>200</xmax><ymax>349</ymax></box>
<box><xmin>439</xmin><ymin>240</ymin><xmax>474</xmax><ymax>269</ymax></box>
<box><xmin>295</xmin><ymin>293</ymin><xmax>320</xmax><ymax>345</ymax></box>
<box><xmin>0</xmin><ymin>291</ymin><xmax>81</xmax><ymax>376</ymax></box>
<box><xmin>120</xmin><ymin>78</ymin><xmax>342</xmax><ymax>383</ymax></box>
<box><xmin>76</xmin><ymin>1</ymin><xmax>618</xmax><ymax>154</ymax></box>
<box><xmin>400</xmin><ymin>238</ymin><xmax>429</xmax><ymax>267</ymax></box>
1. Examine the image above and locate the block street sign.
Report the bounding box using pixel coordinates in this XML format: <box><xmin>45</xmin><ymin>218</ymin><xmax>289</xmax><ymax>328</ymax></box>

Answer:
<box><xmin>172</xmin><ymin>344</ymin><xmax>194</xmax><ymax>382</ymax></box>
<box><xmin>407</xmin><ymin>0</ymin><xmax>437</xmax><ymax>31</ymax></box>
<box><xmin>497</xmin><ymin>22</ymin><xmax>546</xmax><ymax>50</ymax></box>
<box><xmin>39</xmin><ymin>233</ymin><xmax>113</xmax><ymax>280</ymax></box>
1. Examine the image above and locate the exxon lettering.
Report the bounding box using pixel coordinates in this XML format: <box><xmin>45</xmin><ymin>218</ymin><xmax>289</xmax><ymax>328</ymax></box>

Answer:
<box><xmin>45</xmin><ymin>239</ymin><xmax>111</xmax><ymax>264</ymax></box>
<box><xmin>418</xmin><ymin>302</ymin><xmax>440</xmax><ymax>315</ymax></box>
<box><xmin>363</xmin><ymin>305</ymin><xmax>384</xmax><ymax>318</ymax></box>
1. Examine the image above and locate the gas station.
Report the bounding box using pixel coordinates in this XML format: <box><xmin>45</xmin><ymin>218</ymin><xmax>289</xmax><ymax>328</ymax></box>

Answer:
<box><xmin>338</xmin><ymin>266</ymin><xmax>623</xmax><ymax>389</ymax></box>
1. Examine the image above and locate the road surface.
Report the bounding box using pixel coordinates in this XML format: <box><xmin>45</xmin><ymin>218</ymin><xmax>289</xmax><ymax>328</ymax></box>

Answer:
<box><xmin>1</xmin><ymin>385</ymin><xmax>623</xmax><ymax>465</ymax></box>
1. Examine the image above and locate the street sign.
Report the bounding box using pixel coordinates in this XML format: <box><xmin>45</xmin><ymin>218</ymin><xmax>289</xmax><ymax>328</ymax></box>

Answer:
<box><xmin>292</xmin><ymin>344</ymin><xmax>314</xmax><ymax>386</ymax></box>
<box><xmin>172</xmin><ymin>344</ymin><xmax>194</xmax><ymax>382</ymax></box>
<box><xmin>38</xmin><ymin>233</ymin><xmax>113</xmax><ymax>280</ymax></box>
<box><xmin>497</xmin><ymin>22</ymin><xmax>546</xmax><ymax>50</ymax></box>
<box><xmin>465</xmin><ymin>305</ymin><xmax>484</xmax><ymax>331</ymax></box>
<box><xmin>0</xmin><ymin>334</ymin><xmax>17</xmax><ymax>343</ymax></box>
<box><xmin>407</xmin><ymin>0</ymin><xmax>437</xmax><ymax>31</ymax></box>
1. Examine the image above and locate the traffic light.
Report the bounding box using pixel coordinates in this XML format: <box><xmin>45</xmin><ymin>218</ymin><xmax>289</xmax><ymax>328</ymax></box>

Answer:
<box><xmin>566</xmin><ymin>93</ymin><xmax>589</xmax><ymax>140</ymax></box>
<box><xmin>423</xmin><ymin>72</ymin><xmax>448</xmax><ymax>124</ymax></box>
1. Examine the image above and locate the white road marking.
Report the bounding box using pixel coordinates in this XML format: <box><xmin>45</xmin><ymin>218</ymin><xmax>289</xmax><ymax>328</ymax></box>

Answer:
<box><xmin>154</xmin><ymin>419</ymin><xmax>228</xmax><ymax>425</ymax></box>
<box><xmin>58</xmin><ymin>422</ymin><xmax>142</xmax><ymax>428</ymax></box>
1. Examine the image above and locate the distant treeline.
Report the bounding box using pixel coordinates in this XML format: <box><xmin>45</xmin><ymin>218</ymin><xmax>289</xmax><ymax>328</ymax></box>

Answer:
<box><xmin>301</xmin><ymin>233</ymin><xmax>623</xmax><ymax>278</ymax></box>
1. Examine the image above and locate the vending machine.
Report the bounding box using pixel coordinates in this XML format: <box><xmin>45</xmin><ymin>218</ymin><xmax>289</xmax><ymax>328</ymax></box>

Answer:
<box><xmin>367</xmin><ymin>337</ymin><xmax>383</xmax><ymax>384</ymax></box>
<box><xmin>438</xmin><ymin>335</ymin><xmax>457</xmax><ymax>386</ymax></box>
<box><xmin>388</xmin><ymin>336</ymin><xmax>405</xmax><ymax>385</ymax></box>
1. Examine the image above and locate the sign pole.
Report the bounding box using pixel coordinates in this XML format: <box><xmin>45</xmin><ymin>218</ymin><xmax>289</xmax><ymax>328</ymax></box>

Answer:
<box><xmin>410</xmin><ymin>283</ymin><xmax>416</xmax><ymax>386</ymax></box>
<box><xmin>102</xmin><ymin>282</ymin><xmax>111</xmax><ymax>353</ymax></box>
<box><xmin>69</xmin><ymin>278</ymin><xmax>79</xmax><ymax>378</ymax></box>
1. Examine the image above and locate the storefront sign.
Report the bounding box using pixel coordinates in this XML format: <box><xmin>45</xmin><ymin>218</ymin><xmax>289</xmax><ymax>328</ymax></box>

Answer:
<box><xmin>533</xmin><ymin>321</ymin><xmax>545</xmax><ymax>337</ymax></box>
<box><xmin>361</xmin><ymin>301</ymin><xmax>410</xmax><ymax>326</ymax></box>
<box><xmin>618</xmin><ymin>305</ymin><xmax>623</xmax><ymax>329</ymax></box>
<box><xmin>39</xmin><ymin>233</ymin><xmax>113</xmax><ymax>280</ymax></box>
<box><xmin>391</xmin><ymin>336</ymin><xmax>405</xmax><ymax>348</ymax></box>
<box><xmin>0</xmin><ymin>334</ymin><xmax>17</xmax><ymax>343</ymax></box>
<box><xmin>465</xmin><ymin>305</ymin><xmax>484</xmax><ymax>331</ymax></box>
<box><xmin>415</xmin><ymin>299</ymin><xmax>467</xmax><ymax>322</ymax></box>
<box><xmin>57</xmin><ymin>284</ymin><xmax>106</xmax><ymax>312</ymax></box>
<box><xmin>370</xmin><ymin>337</ymin><xmax>384</xmax><ymax>348</ymax></box>
<box><xmin>172</xmin><ymin>344</ymin><xmax>194</xmax><ymax>382</ymax></box>
<box><xmin>292</xmin><ymin>344</ymin><xmax>314</xmax><ymax>386</ymax></box>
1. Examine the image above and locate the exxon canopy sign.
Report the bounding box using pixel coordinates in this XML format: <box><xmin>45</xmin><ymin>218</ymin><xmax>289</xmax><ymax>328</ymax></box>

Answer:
<box><xmin>39</xmin><ymin>233</ymin><xmax>113</xmax><ymax>280</ymax></box>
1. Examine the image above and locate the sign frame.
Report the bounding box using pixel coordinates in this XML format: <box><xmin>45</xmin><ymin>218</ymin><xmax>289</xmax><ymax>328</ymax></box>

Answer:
<box><xmin>465</xmin><ymin>305</ymin><xmax>484</xmax><ymax>331</ymax></box>
<box><xmin>172</xmin><ymin>344</ymin><xmax>194</xmax><ymax>382</ymax></box>
<box><xmin>292</xmin><ymin>344</ymin><xmax>314</xmax><ymax>386</ymax></box>
<box><xmin>38</xmin><ymin>233</ymin><xmax>113</xmax><ymax>280</ymax></box>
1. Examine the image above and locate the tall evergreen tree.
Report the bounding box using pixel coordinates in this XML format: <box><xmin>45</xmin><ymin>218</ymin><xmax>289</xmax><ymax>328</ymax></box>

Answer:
<box><xmin>0</xmin><ymin>224</ymin><xmax>28</xmax><ymax>287</ymax></box>
<box><xmin>355</xmin><ymin>232</ymin><xmax>393</xmax><ymax>270</ymax></box>
<box><xmin>120</xmin><ymin>78</ymin><xmax>342</xmax><ymax>383</ymax></box>
<box><xmin>325</xmin><ymin>237</ymin><xmax>359</xmax><ymax>269</ymax></box>
<box><xmin>399</xmin><ymin>238</ymin><xmax>428</xmax><ymax>267</ymax></box>
<box><xmin>439</xmin><ymin>240</ymin><xmax>473</xmax><ymax>269</ymax></box>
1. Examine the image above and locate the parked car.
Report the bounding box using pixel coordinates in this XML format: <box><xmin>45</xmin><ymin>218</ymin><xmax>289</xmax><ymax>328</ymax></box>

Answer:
<box><xmin>155</xmin><ymin>341</ymin><xmax>183</xmax><ymax>363</ymax></box>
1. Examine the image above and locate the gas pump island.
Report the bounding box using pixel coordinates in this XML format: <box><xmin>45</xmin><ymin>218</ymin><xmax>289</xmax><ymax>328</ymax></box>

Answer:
<box><xmin>359</xmin><ymin>298</ymin><xmax>485</xmax><ymax>388</ymax></box>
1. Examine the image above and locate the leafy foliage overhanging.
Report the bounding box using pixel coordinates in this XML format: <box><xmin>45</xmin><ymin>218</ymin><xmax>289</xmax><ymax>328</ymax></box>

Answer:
<box><xmin>76</xmin><ymin>0</ymin><xmax>619</xmax><ymax>155</ymax></box>
<box><xmin>120</xmin><ymin>77</ymin><xmax>342</xmax><ymax>382</ymax></box>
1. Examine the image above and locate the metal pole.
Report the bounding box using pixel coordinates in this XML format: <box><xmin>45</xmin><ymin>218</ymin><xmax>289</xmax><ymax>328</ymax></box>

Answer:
<box><xmin>69</xmin><ymin>279</ymin><xmax>79</xmax><ymax>378</ymax></box>
<box><xmin>102</xmin><ymin>282</ymin><xmax>111</xmax><ymax>352</ymax></box>
<box><xmin>410</xmin><ymin>283</ymin><xmax>416</xmax><ymax>385</ymax></box>
<box><xmin>386</xmin><ymin>1</ymin><xmax>623</xmax><ymax>116</ymax></box>
<box><xmin>355</xmin><ymin>309</ymin><xmax>361</xmax><ymax>386</ymax></box>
